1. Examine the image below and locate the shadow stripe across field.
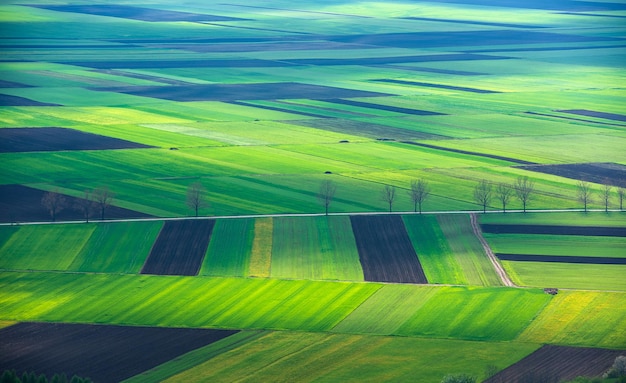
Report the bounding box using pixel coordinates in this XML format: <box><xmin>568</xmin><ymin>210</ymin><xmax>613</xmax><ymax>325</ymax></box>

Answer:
<box><xmin>497</xmin><ymin>253</ymin><xmax>626</xmax><ymax>264</ymax></box>
<box><xmin>141</xmin><ymin>220</ymin><xmax>215</xmax><ymax>276</ymax></box>
<box><xmin>350</xmin><ymin>215</ymin><xmax>428</xmax><ymax>284</ymax></box>
<box><xmin>0</xmin><ymin>322</ymin><xmax>238</xmax><ymax>383</ymax></box>
<box><xmin>481</xmin><ymin>224</ymin><xmax>626</xmax><ymax>237</ymax></box>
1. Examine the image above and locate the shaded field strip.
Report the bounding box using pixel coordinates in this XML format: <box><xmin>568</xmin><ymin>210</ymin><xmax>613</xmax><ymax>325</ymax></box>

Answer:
<box><xmin>65</xmin><ymin>59</ymin><xmax>299</xmax><ymax>69</ymax></box>
<box><xmin>0</xmin><ymin>184</ymin><xmax>152</xmax><ymax>223</ymax></box>
<box><xmin>350</xmin><ymin>215</ymin><xmax>428</xmax><ymax>284</ymax></box>
<box><xmin>401</xmin><ymin>141</ymin><xmax>536</xmax><ymax>165</ymax></box>
<box><xmin>497</xmin><ymin>253</ymin><xmax>626</xmax><ymax>265</ymax></box>
<box><xmin>518</xmin><ymin>162</ymin><xmax>626</xmax><ymax>187</ymax></box>
<box><xmin>326</xmin><ymin>99</ymin><xmax>445</xmax><ymax>116</ymax></box>
<box><xmin>30</xmin><ymin>4</ymin><xmax>248</xmax><ymax>22</ymax></box>
<box><xmin>285</xmin><ymin>53</ymin><xmax>511</xmax><ymax>66</ymax></box>
<box><xmin>467</xmin><ymin>44</ymin><xmax>626</xmax><ymax>53</ymax></box>
<box><xmin>558</xmin><ymin>109</ymin><xmax>626</xmax><ymax>122</ymax></box>
<box><xmin>484</xmin><ymin>345</ymin><xmax>625</xmax><ymax>383</ymax></box>
<box><xmin>141</xmin><ymin>220</ymin><xmax>215</xmax><ymax>276</ymax></box>
<box><xmin>94</xmin><ymin>69</ymin><xmax>195</xmax><ymax>85</ymax></box>
<box><xmin>292</xmin><ymin>119</ymin><xmax>447</xmax><ymax>140</ymax></box>
<box><xmin>525</xmin><ymin>111</ymin><xmax>626</xmax><ymax>127</ymax></box>
<box><xmin>226</xmin><ymin>101</ymin><xmax>331</xmax><ymax>118</ymax></box>
<box><xmin>400</xmin><ymin>16</ymin><xmax>545</xmax><ymax>29</ymax></box>
<box><xmin>92</xmin><ymin>82</ymin><xmax>392</xmax><ymax>102</ymax></box>
<box><xmin>0</xmin><ymin>127</ymin><xmax>154</xmax><ymax>153</ymax></box>
<box><xmin>0</xmin><ymin>94</ymin><xmax>59</xmax><ymax>107</ymax></box>
<box><xmin>373</xmin><ymin>78</ymin><xmax>500</xmax><ymax>94</ymax></box>
<box><xmin>481</xmin><ymin>224</ymin><xmax>626</xmax><ymax>237</ymax></box>
<box><xmin>372</xmin><ymin>64</ymin><xmax>485</xmax><ymax>76</ymax></box>
<box><xmin>0</xmin><ymin>80</ymin><xmax>33</xmax><ymax>88</ymax></box>
<box><xmin>0</xmin><ymin>322</ymin><xmax>238</xmax><ymax>383</ymax></box>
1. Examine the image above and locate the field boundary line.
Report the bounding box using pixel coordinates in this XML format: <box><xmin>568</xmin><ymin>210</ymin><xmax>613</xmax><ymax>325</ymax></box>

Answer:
<box><xmin>1</xmin><ymin>209</ymin><xmax>624</xmax><ymax>226</ymax></box>
<box><xmin>470</xmin><ymin>213</ymin><xmax>515</xmax><ymax>287</ymax></box>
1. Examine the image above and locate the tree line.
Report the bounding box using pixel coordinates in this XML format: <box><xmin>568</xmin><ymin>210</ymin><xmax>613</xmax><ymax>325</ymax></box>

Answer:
<box><xmin>39</xmin><ymin>176</ymin><xmax>625</xmax><ymax>222</ymax></box>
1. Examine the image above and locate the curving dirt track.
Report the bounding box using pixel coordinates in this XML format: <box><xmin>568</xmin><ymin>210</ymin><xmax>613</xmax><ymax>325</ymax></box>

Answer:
<box><xmin>471</xmin><ymin>213</ymin><xmax>515</xmax><ymax>287</ymax></box>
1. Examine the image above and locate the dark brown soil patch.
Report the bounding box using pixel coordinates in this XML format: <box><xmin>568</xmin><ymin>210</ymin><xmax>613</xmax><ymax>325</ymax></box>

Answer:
<box><xmin>402</xmin><ymin>141</ymin><xmax>535</xmax><ymax>165</ymax></box>
<box><xmin>484</xmin><ymin>345</ymin><xmax>625</xmax><ymax>383</ymax></box>
<box><xmin>518</xmin><ymin>162</ymin><xmax>626</xmax><ymax>187</ymax></box>
<box><xmin>373</xmin><ymin>78</ymin><xmax>500</xmax><ymax>93</ymax></box>
<box><xmin>557</xmin><ymin>110</ymin><xmax>626</xmax><ymax>122</ymax></box>
<box><xmin>92</xmin><ymin>83</ymin><xmax>392</xmax><ymax>102</ymax></box>
<box><xmin>0</xmin><ymin>185</ymin><xmax>152</xmax><ymax>223</ymax></box>
<box><xmin>30</xmin><ymin>4</ymin><xmax>247</xmax><ymax>22</ymax></box>
<box><xmin>0</xmin><ymin>127</ymin><xmax>153</xmax><ymax>153</ymax></box>
<box><xmin>350</xmin><ymin>215</ymin><xmax>427</xmax><ymax>284</ymax></box>
<box><xmin>141</xmin><ymin>220</ymin><xmax>215</xmax><ymax>276</ymax></box>
<box><xmin>497</xmin><ymin>253</ymin><xmax>626</xmax><ymax>264</ymax></box>
<box><xmin>293</xmin><ymin>119</ymin><xmax>447</xmax><ymax>140</ymax></box>
<box><xmin>326</xmin><ymin>99</ymin><xmax>445</xmax><ymax>116</ymax></box>
<box><xmin>481</xmin><ymin>224</ymin><xmax>626</xmax><ymax>237</ymax></box>
<box><xmin>0</xmin><ymin>322</ymin><xmax>238</xmax><ymax>383</ymax></box>
<box><xmin>0</xmin><ymin>94</ymin><xmax>58</xmax><ymax>106</ymax></box>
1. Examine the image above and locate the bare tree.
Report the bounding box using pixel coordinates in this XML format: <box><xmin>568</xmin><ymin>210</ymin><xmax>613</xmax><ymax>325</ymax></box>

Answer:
<box><xmin>576</xmin><ymin>180</ymin><xmax>593</xmax><ymax>212</ymax></box>
<box><xmin>473</xmin><ymin>179</ymin><xmax>492</xmax><ymax>213</ymax></box>
<box><xmin>381</xmin><ymin>185</ymin><xmax>396</xmax><ymax>212</ymax></box>
<box><xmin>93</xmin><ymin>186</ymin><xmax>114</xmax><ymax>220</ymax></box>
<box><xmin>618</xmin><ymin>186</ymin><xmax>625</xmax><ymax>210</ymax></box>
<box><xmin>186</xmin><ymin>181</ymin><xmax>208</xmax><ymax>217</ymax></box>
<box><xmin>602</xmin><ymin>182</ymin><xmax>612</xmax><ymax>212</ymax></box>
<box><xmin>41</xmin><ymin>188</ymin><xmax>67</xmax><ymax>222</ymax></box>
<box><xmin>317</xmin><ymin>179</ymin><xmax>337</xmax><ymax>216</ymax></box>
<box><xmin>408</xmin><ymin>179</ymin><xmax>430</xmax><ymax>214</ymax></box>
<box><xmin>495</xmin><ymin>182</ymin><xmax>513</xmax><ymax>213</ymax></box>
<box><xmin>74</xmin><ymin>189</ymin><xmax>96</xmax><ymax>223</ymax></box>
<box><xmin>515</xmin><ymin>176</ymin><xmax>535</xmax><ymax>213</ymax></box>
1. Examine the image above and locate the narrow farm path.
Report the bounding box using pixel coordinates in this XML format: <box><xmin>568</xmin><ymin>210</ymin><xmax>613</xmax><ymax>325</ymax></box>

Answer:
<box><xmin>470</xmin><ymin>213</ymin><xmax>516</xmax><ymax>287</ymax></box>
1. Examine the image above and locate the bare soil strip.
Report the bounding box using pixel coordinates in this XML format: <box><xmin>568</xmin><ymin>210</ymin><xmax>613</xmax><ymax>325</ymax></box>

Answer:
<box><xmin>484</xmin><ymin>345</ymin><xmax>625</xmax><ymax>383</ymax></box>
<box><xmin>525</xmin><ymin>111</ymin><xmax>625</xmax><ymax>127</ymax></box>
<box><xmin>470</xmin><ymin>213</ymin><xmax>515</xmax><ymax>287</ymax></box>
<box><xmin>0</xmin><ymin>322</ymin><xmax>238</xmax><ymax>383</ymax></box>
<box><xmin>373</xmin><ymin>78</ymin><xmax>500</xmax><ymax>93</ymax></box>
<box><xmin>481</xmin><ymin>224</ymin><xmax>626</xmax><ymax>237</ymax></box>
<box><xmin>0</xmin><ymin>127</ymin><xmax>153</xmax><ymax>153</ymax></box>
<box><xmin>402</xmin><ymin>141</ymin><xmax>536</xmax><ymax>165</ymax></box>
<box><xmin>350</xmin><ymin>215</ymin><xmax>428</xmax><ymax>284</ymax></box>
<box><xmin>141</xmin><ymin>220</ymin><xmax>215</xmax><ymax>276</ymax></box>
<box><xmin>227</xmin><ymin>101</ymin><xmax>331</xmax><ymax>118</ymax></box>
<box><xmin>497</xmin><ymin>253</ymin><xmax>626</xmax><ymax>264</ymax></box>
<box><xmin>518</xmin><ymin>162</ymin><xmax>626</xmax><ymax>187</ymax></box>
<box><xmin>558</xmin><ymin>109</ymin><xmax>626</xmax><ymax>122</ymax></box>
<box><xmin>0</xmin><ymin>184</ymin><xmax>151</xmax><ymax>223</ymax></box>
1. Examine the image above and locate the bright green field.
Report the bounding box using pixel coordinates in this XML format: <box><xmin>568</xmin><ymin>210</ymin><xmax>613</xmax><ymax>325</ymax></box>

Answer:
<box><xmin>157</xmin><ymin>331</ymin><xmax>539</xmax><ymax>383</ymax></box>
<box><xmin>271</xmin><ymin>216</ymin><xmax>363</xmax><ymax>281</ymax></box>
<box><xmin>201</xmin><ymin>218</ymin><xmax>254</xmax><ymax>277</ymax></box>
<box><xmin>503</xmin><ymin>261</ymin><xmax>626</xmax><ymax>292</ymax></box>
<box><xmin>485</xmin><ymin>234</ymin><xmax>626</xmax><ymax>258</ymax></box>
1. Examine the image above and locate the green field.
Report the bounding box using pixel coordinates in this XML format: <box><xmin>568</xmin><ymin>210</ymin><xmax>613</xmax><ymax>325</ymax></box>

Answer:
<box><xmin>2</xmin><ymin>0</ymin><xmax>626</xmax><ymax>380</ymax></box>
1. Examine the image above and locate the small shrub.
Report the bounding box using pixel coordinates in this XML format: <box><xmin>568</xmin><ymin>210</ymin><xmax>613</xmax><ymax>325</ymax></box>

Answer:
<box><xmin>441</xmin><ymin>374</ymin><xmax>476</xmax><ymax>383</ymax></box>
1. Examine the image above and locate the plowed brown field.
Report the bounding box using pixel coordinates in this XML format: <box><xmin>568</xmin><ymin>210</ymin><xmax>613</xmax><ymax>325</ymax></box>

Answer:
<box><xmin>350</xmin><ymin>215</ymin><xmax>427</xmax><ymax>284</ymax></box>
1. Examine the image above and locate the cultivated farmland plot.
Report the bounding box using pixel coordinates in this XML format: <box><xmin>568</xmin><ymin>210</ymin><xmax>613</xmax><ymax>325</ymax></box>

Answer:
<box><xmin>1</xmin><ymin>0</ymin><xmax>626</xmax><ymax>381</ymax></box>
